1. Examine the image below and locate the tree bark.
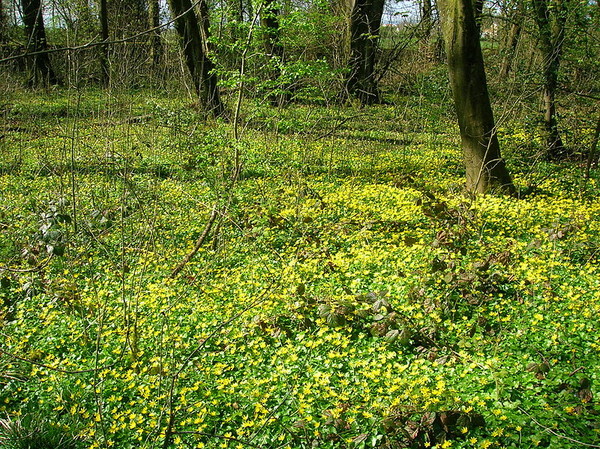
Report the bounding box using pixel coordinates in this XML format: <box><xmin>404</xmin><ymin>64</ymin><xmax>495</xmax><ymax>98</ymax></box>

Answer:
<box><xmin>585</xmin><ymin>113</ymin><xmax>600</xmax><ymax>179</ymax></box>
<box><xmin>168</xmin><ymin>0</ymin><xmax>225</xmax><ymax>116</ymax></box>
<box><xmin>532</xmin><ymin>0</ymin><xmax>568</xmax><ymax>159</ymax></box>
<box><xmin>21</xmin><ymin>0</ymin><xmax>58</xmax><ymax>86</ymax></box>
<box><xmin>421</xmin><ymin>0</ymin><xmax>433</xmax><ymax>37</ymax></box>
<box><xmin>0</xmin><ymin>0</ymin><xmax>7</xmax><ymax>44</ymax></box>
<box><xmin>344</xmin><ymin>0</ymin><xmax>385</xmax><ymax>105</ymax></box>
<box><xmin>99</xmin><ymin>0</ymin><xmax>109</xmax><ymax>86</ymax></box>
<box><xmin>261</xmin><ymin>0</ymin><xmax>289</xmax><ymax>106</ymax></box>
<box><xmin>148</xmin><ymin>0</ymin><xmax>162</xmax><ymax>68</ymax></box>
<box><xmin>437</xmin><ymin>0</ymin><xmax>515</xmax><ymax>194</ymax></box>
<box><xmin>473</xmin><ymin>0</ymin><xmax>484</xmax><ymax>34</ymax></box>
<box><xmin>499</xmin><ymin>0</ymin><xmax>524</xmax><ymax>78</ymax></box>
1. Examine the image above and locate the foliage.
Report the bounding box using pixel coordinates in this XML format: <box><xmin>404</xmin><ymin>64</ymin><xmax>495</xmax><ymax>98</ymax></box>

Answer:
<box><xmin>0</xmin><ymin>88</ymin><xmax>599</xmax><ymax>449</ymax></box>
<box><xmin>0</xmin><ymin>414</ymin><xmax>84</xmax><ymax>449</ymax></box>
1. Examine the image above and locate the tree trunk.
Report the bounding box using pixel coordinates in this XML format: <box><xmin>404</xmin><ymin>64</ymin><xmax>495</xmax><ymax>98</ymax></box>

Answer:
<box><xmin>344</xmin><ymin>0</ymin><xmax>385</xmax><ymax>105</ymax></box>
<box><xmin>499</xmin><ymin>1</ymin><xmax>523</xmax><ymax>78</ymax></box>
<box><xmin>168</xmin><ymin>0</ymin><xmax>225</xmax><ymax>116</ymax></box>
<box><xmin>585</xmin><ymin>113</ymin><xmax>600</xmax><ymax>179</ymax></box>
<box><xmin>21</xmin><ymin>0</ymin><xmax>58</xmax><ymax>86</ymax></box>
<box><xmin>261</xmin><ymin>0</ymin><xmax>289</xmax><ymax>106</ymax></box>
<box><xmin>437</xmin><ymin>0</ymin><xmax>515</xmax><ymax>194</ymax></box>
<box><xmin>148</xmin><ymin>0</ymin><xmax>162</xmax><ymax>68</ymax></box>
<box><xmin>532</xmin><ymin>0</ymin><xmax>568</xmax><ymax>159</ymax></box>
<box><xmin>422</xmin><ymin>0</ymin><xmax>433</xmax><ymax>34</ymax></box>
<box><xmin>99</xmin><ymin>0</ymin><xmax>109</xmax><ymax>86</ymax></box>
<box><xmin>473</xmin><ymin>0</ymin><xmax>484</xmax><ymax>34</ymax></box>
<box><xmin>0</xmin><ymin>0</ymin><xmax>7</xmax><ymax>44</ymax></box>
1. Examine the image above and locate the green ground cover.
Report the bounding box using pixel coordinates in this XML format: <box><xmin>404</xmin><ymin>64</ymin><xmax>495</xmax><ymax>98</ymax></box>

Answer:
<box><xmin>1</xmin><ymin>89</ymin><xmax>599</xmax><ymax>448</ymax></box>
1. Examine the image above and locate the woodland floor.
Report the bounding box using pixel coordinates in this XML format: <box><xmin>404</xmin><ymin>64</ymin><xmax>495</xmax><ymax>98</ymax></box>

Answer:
<box><xmin>1</xmin><ymin>87</ymin><xmax>599</xmax><ymax>448</ymax></box>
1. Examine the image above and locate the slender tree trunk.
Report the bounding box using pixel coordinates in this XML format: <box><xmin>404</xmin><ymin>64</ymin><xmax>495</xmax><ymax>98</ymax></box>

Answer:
<box><xmin>196</xmin><ymin>0</ymin><xmax>211</xmax><ymax>55</ymax></box>
<box><xmin>344</xmin><ymin>0</ymin><xmax>385</xmax><ymax>105</ymax></box>
<box><xmin>437</xmin><ymin>0</ymin><xmax>515</xmax><ymax>194</ymax></box>
<box><xmin>532</xmin><ymin>0</ymin><xmax>568</xmax><ymax>159</ymax></box>
<box><xmin>584</xmin><ymin>113</ymin><xmax>600</xmax><ymax>179</ymax></box>
<box><xmin>0</xmin><ymin>0</ymin><xmax>7</xmax><ymax>45</ymax></box>
<box><xmin>499</xmin><ymin>1</ymin><xmax>524</xmax><ymax>77</ymax></box>
<box><xmin>168</xmin><ymin>0</ymin><xmax>225</xmax><ymax>116</ymax></box>
<box><xmin>422</xmin><ymin>0</ymin><xmax>433</xmax><ymax>35</ymax></box>
<box><xmin>21</xmin><ymin>0</ymin><xmax>58</xmax><ymax>86</ymax></box>
<box><xmin>261</xmin><ymin>0</ymin><xmax>289</xmax><ymax>106</ymax></box>
<box><xmin>99</xmin><ymin>0</ymin><xmax>109</xmax><ymax>86</ymax></box>
<box><xmin>148</xmin><ymin>0</ymin><xmax>162</xmax><ymax>68</ymax></box>
<box><xmin>473</xmin><ymin>0</ymin><xmax>484</xmax><ymax>34</ymax></box>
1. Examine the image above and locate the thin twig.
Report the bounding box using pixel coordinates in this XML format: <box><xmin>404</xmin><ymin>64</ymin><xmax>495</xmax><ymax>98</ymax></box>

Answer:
<box><xmin>0</xmin><ymin>0</ymin><xmax>207</xmax><ymax>64</ymax></box>
<box><xmin>518</xmin><ymin>407</ymin><xmax>600</xmax><ymax>448</ymax></box>
<box><xmin>0</xmin><ymin>255</ymin><xmax>53</xmax><ymax>273</ymax></box>
<box><xmin>172</xmin><ymin>431</ymin><xmax>263</xmax><ymax>449</ymax></box>
<box><xmin>0</xmin><ymin>346</ymin><xmax>122</xmax><ymax>374</ymax></box>
<box><xmin>161</xmin><ymin>275</ymin><xmax>281</xmax><ymax>449</ymax></box>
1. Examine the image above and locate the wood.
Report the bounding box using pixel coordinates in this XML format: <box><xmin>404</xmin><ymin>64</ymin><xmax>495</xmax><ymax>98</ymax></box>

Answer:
<box><xmin>21</xmin><ymin>0</ymin><xmax>58</xmax><ymax>86</ymax></box>
<box><xmin>585</xmin><ymin>113</ymin><xmax>600</xmax><ymax>179</ymax></box>
<box><xmin>148</xmin><ymin>0</ymin><xmax>162</xmax><ymax>68</ymax></box>
<box><xmin>99</xmin><ymin>0</ymin><xmax>109</xmax><ymax>86</ymax></box>
<box><xmin>170</xmin><ymin>208</ymin><xmax>218</xmax><ymax>279</ymax></box>
<box><xmin>532</xmin><ymin>0</ymin><xmax>568</xmax><ymax>159</ymax></box>
<box><xmin>499</xmin><ymin>1</ymin><xmax>524</xmax><ymax>78</ymax></box>
<box><xmin>345</xmin><ymin>0</ymin><xmax>385</xmax><ymax>105</ymax></box>
<box><xmin>261</xmin><ymin>0</ymin><xmax>289</xmax><ymax>106</ymax></box>
<box><xmin>168</xmin><ymin>0</ymin><xmax>225</xmax><ymax>116</ymax></box>
<box><xmin>438</xmin><ymin>0</ymin><xmax>515</xmax><ymax>194</ymax></box>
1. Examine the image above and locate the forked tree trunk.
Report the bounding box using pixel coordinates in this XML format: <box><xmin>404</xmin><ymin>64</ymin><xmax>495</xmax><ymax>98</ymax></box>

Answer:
<box><xmin>148</xmin><ymin>0</ymin><xmax>162</xmax><ymax>68</ymax></box>
<box><xmin>345</xmin><ymin>0</ymin><xmax>385</xmax><ymax>105</ymax></box>
<box><xmin>21</xmin><ymin>0</ymin><xmax>58</xmax><ymax>86</ymax></box>
<box><xmin>438</xmin><ymin>0</ymin><xmax>515</xmax><ymax>194</ymax></box>
<box><xmin>99</xmin><ymin>0</ymin><xmax>109</xmax><ymax>86</ymax></box>
<box><xmin>168</xmin><ymin>0</ymin><xmax>225</xmax><ymax>116</ymax></box>
<box><xmin>261</xmin><ymin>0</ymin><xmax>289</xmax><ymax>106</ymax></box>
<box><xmin>532</xmin><ymin>0</ymin><xmax>568</xmax><ymax>159</ymax></box>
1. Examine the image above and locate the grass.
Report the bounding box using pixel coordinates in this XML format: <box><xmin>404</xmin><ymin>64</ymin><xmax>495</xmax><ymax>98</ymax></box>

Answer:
<box><xmin>0</xmin><ymin>87</ymin><xmax>599</xmax><ymax>449</ymax></box>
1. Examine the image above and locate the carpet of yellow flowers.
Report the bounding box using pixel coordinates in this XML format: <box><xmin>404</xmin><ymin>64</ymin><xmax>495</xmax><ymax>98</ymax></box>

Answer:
<box><xmin>0</xmin><ymin>90</ymin><xmax>599</xmax><ymax>448</ymax></box>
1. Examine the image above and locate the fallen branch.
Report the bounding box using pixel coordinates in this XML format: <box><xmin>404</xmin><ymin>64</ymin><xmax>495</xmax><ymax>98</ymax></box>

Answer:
<box><xmin>169</xmin><ymin>207</ymin><xmax>218</xmax><ymax>279</ymax></box>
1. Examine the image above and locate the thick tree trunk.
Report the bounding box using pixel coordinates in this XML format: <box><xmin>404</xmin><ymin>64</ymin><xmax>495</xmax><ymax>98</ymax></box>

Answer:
<box><xmin>261</xmin><ymin>0</ymin><xmax>289</xmax><ymax>106</ymax></box>
<box><xmin>532</xmin><ymin>0</ymin><xmax>568</xmax><ymax>159</ymax></box>
<box><xmin>21</xmin><ymin>0</ymin><xmax>58</xmax><ymax>86</ymax></box>
<box><xmin>438</xmin><ymin>0</ymin><xmax>515</xmax><ymax>194</ymax></box>
<box><xmin>344</xmin><ymin>0</ymin><xmax>385</xmax><ymax>105</ymax></box>
<box><xmin>99</xmin><ymin>0</ymin><xmax>109</xmax><ymax>86</ymax></box>
<box><xmin>168</xmin><ymin>0</ymin><xmax>225</xmax><ymax>116</ymax></box>
<box><xmin>148</xmin><ymin>0</ymin><xmax>162</xmax><ymax>68</ymax></box>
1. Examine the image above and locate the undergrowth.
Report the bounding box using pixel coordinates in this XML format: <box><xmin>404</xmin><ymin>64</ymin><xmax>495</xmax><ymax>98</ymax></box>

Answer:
<box><xmin>0</xmin><ymin>89</ymin><xmax>599</xmax><ymax>448</ymax></box>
